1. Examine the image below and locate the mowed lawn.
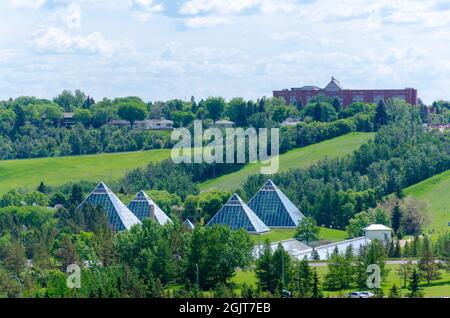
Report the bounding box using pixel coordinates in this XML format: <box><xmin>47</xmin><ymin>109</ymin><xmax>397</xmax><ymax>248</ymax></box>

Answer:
<box><xmin>232</xmin><ymin>265</ymin><xmax>450</xmax><ymax>298</ymax></box>
<box><xmin>250</xmin><ymin>228</ymin><xmax>348</xmax><ymax>244</ymax></box>
<box><xmin>404</xmin><ymin>169</ymin><xmax>450</xmax><ymax>232</ymax></box>
<box><xmin>0</xmin><ymin>149</ymin><xmax>171</xmax><ymax>194</ymax></box>
<box><xmin>199</xmin><ymin>132</ymin><xmax>375</xmax><ymax>192</ymax></box>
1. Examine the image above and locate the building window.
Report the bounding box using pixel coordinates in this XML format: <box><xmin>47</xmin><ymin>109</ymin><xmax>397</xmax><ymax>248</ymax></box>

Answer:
<box><xmin>352</xmin><ymin>95</ymin><xmax>364</xmax><ymax>103</ymax></box>
<box><xmin>391</xmin><ymin>95</ymin><xmax>406</xmax><ymax>101</ymax></box>
<box><xmin>289</xmin><ymin>95</ymin><xmax>297</xmax><ymax>105</ymax></box>
<box><xmin>373</xmin><ymin>95</ymin><xmax>384</xmax><ymax>103</ymax></box>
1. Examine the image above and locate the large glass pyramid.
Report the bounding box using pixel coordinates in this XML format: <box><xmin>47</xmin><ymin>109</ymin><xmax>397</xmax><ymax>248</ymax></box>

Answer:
<box><xmin>127</xmin><ymin>190</ymin><xmax>172</xmax><ymax>225</ymax></box>
<box><xmin>77</xmin><ymin>182</ymin><xmax>141</xmax><ymax>231</ymax></box>
<box><xmin>207</xmin><ymin>193</ymin><xmax>269</xmax><ymax>234</ymax></box>
<box><xmin>247</xmin><ymin>180</ymin><xmax>305</xmax><ymax>228</ymax></box>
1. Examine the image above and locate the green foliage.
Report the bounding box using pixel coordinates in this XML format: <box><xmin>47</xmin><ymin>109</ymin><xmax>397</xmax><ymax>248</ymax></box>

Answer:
<box><xmin>295</xmin><ymin>217</ymin><xmax>320</xmax><ymax>244</ymax></box>
<box><xmin>185</xmin><ymin>225</ymin><xmax>253</xmax><ymax>289</ymax></box>
<box><xmin>117</xmin><ymin>100</ymin><xmax>148</xmax><ymax>128</ymax></box>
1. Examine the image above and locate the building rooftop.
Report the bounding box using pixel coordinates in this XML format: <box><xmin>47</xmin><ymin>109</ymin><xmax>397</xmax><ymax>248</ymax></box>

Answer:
<box><xmin>364</xmin><ymin>224</ymin><xmax>393</xmax><ymax>231</ymax></box>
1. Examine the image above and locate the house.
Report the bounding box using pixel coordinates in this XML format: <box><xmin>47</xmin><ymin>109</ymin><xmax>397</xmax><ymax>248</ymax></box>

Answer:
<box><xmin>213</xmin><ymin>119</ymin><xmax>235</xmax><ymax>129</ymax></box>
<box><xmin>364</xmin><ymin>224</ymin><xmax>393</xmax><ymax>242</ymax></box>
<box><xmin>281</xmin><ymin>117</ymin><xmax>302</xmax><ymax>127</ymax></box>
<box><xmin>62</xmin><ymin>112</ymin><xmax>76</xmax><ymax>127</ymax></box>
<box><xmin>274</xmin><ymin>77</ymin><xmax>418</xmax><ymax>107</ymax></box>
<box><xmin>109</xmin><ymin>118</ymin><xmax>174</xmax><ymax>130</ymax></box>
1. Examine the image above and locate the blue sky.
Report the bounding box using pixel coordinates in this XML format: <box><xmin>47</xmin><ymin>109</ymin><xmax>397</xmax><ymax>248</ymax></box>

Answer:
<box><xmin>1</xmin><ymin>0</ymin><xmax>450</xmax><ymax>104</ymax></box>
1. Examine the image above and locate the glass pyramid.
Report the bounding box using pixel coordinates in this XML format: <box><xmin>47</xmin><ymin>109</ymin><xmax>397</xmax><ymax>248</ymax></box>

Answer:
<box><xmin>207</xmin><ymin>193</ymin><xmax>270</xmax><ymax>234</ymax></box>
<box><xmin>247</xmin><ymin>179</ymin><xmax>305</xmax><ymax>228</ymax></box>
<box><xmin>127</xmin><ymin>190</ymin><xmax>172</xmax><ymax>225</ymax></box>
<box><xmin>77</xmin><ymin>182</ymin><xmax>141</xmax><ymax>231</ymax></box>
<box><xmin>183</xmin><ymin>219</ymin><xmax>195</xmax><ymax>230</ymax></box>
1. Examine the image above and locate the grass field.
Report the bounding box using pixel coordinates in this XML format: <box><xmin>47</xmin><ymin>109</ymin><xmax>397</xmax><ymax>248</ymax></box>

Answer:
<box><xmin>232</xmin><ymin>265</ymin><xmax>450</xmax><ymax>298</ymax></box>
<box><xmin>199</xmin><ymin>132</ymin><xmax>375</xmax><ymax>192</ymax></box>
<box><xmin>0</xmin><ymin>149</ymin><xmax>171</xmax><ymax>194</ymax></box>
<box><xmin>250</xmin><ymin>228</ymin><xmax>348</xmax><ymax>244</ymax></box>
<box><xmin>404</xmin><ymin>169</ymin><xmax>450</xmax><ymax>232</ymax></box>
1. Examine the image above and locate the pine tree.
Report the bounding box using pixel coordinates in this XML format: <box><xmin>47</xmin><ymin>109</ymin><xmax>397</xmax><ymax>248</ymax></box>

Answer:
<box><xmin>374</xmin><ymin>100</ymin><xmax>388</xmax><ymax>127</ymax></box>
<box><xmin>37</xmin><ymin>181</ymin><xmax>47</xmax><ymax>194</ymax></box>
<box><xmin>296</xmin><ymin>259</ymin><xmax>312</xmax><ymax>298</ymax></box>
<box><xmin>388</xmin><ymin>284</ymin><xmax>400</xmax><ymax>298</ymax></box>
<box><xmin>408</xmin><ymin>268</ymin><xmax>423</xmax><ymax>298</ymax></box>
<box><xmin>391</xmin><ymin>202</ymin><xmax>402</xmax><ymax>234</ymax></box>
<box><xmin>311</xmin><ymin>269</ymin><xmax>322</xmax><ymax>298</ymax></box>
<box><xmin>332</xmin><ymin>98</ymin><xmax>342</xmax><ymax>113</ymax></box>
<box><xmin>256</xmin><ymin>241</ymin><xmax>275</xmax><ymax>293</ymax></box>
<box><xmin>393</xmin><ymin>239</ymin><xmax>401</xmax><ymax>258</ymax></box>
<box><xmin>70</xmin><ymin>184</ymin><xmax>84</xmax><ymax>206</ymax></box>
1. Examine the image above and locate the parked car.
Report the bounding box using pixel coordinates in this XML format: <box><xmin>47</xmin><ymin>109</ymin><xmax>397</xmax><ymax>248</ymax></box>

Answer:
<box><xmin>348</xmin><ymin>291</ymin><xmax>374</xmax><ymax>298</ymax></box>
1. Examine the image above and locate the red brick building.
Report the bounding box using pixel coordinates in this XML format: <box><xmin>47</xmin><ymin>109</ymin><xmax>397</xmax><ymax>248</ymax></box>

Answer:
<box><xmin>273</xmin><ymin>77</ymin><xmax>418</xmax><ymax>107</ymax></box>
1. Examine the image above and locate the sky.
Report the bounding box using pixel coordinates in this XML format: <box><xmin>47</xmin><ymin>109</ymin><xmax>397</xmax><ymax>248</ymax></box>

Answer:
<box><xmin>1</xmin><ymin>0</ymin><xmax>450</xmax><ymax>104</ymax></box>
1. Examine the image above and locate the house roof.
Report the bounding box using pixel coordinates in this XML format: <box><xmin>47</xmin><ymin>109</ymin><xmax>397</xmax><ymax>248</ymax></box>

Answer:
<box><xmin>364</xmin><ymin>224</ymin><xmax>393</xmax><ymax>231</ymax></box>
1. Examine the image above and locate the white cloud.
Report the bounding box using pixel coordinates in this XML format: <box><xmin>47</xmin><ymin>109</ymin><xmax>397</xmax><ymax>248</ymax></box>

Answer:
<box><xmin>9</xmin><ymin>0</ymin><xmax>46</xmax><ymax>9</ymax></box>
<box><xmin>30</xmin><ymin>27</ymin><xmax>118</xmax><ymax>55</ymax></box>
<box><xmin>179</xmin><ymin>0</ymin><xmax>298</xmax><ymax>15</ymax></box>
<box><xmin>129</xmin><ymin>0</ymin><xmax>164</xmax><ymax>22</ymax></box>
<box><xmin>184</xmin><ymin>16</ymin><xmax>231</xmax><ymax>28</ymax></box>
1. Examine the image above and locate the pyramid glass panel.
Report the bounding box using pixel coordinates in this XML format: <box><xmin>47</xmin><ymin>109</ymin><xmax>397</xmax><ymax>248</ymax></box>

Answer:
<box><xmin>77</xmin><ymin>182</ymin><xmax>141</xmax><ymax>231</ymax></box>
<box><xmin>248</xmin><ymin>180</ymin><xmax>305</xmax><ymax>228</ymax></box>
<box><xmin>128</xmin><ymin>191</ymin><xmax>172</xmax><ymax>225</ymax></box>
<box><xmin>183</xmin><ymin>219</ymin><xmax>195</xmax><ymax>230</ymax></box>
<box><xmin>207</xmin><ymin>194</ymin><xmax>269</xmax><ymax>234</ymax></box>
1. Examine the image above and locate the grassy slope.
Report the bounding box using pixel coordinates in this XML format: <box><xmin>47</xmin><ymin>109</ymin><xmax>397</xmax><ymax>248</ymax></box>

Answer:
<box><xmin>199</xmin><ymin>132</ymin><xmax>375</xmax><ymax>192</ymax></box>
<box><xmin>0</xmin><ymin>150</ymin><xmax>171</xmax><ymax>194</ymax></box>
<box><xmin>232</xmin><ymin>265</ymin><xmax>450</xmax><ymax>297</ymax></box>
<box><xmin>404</xmin><ymin>169</ymin><xmax>450</xmax><ymax>232</ymax></box>
<box><xmin>250</xmin><ymin>228</ymin><xmax>348</xmax><ymax>244</ymax></box>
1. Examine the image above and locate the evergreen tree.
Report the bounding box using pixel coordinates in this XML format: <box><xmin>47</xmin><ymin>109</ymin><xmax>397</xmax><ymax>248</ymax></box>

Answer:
<box><xmin>258</xmin><ymin>98</ymin><xmax>266</xmax><ymax>113</ymax></box>
<box><xmin>408</xmin><ymin>268</ymin><xmax>423</xmax><ymax>298</ymax></box>
<box><xmin>332</xmin><ymin>98</ymin><xmax>342</xmax><ymax>113</ymax></box>
<box><xmin>374</xmin><ymin>100</ymin><xmax>388</xmax><ymax>127</ymax></box>
<box><xmin>388</xmin><ymin>284</ymin><xmax>400</xmax><ymax>298</ymax></box>
<box><xmin>311</xmin><ymin>269</ymin><xmax>322</xmax><ymax>298</ymax></box>
<box><xmin>296</xmin><ymin>258</ymin><xmax>312</xmax><ymax>297</ymax></box>
<box><xmin>256</xmin><ymin>241</ymin><xmax>276</xmax><ymax>293</ymax></box>
<box><xmin>69</xmin><ymin>184</ymin><xmax>84</xmax><ymax>206</ymax></box>
<box><xmin>37</xmin><ymin>181</ymin><xmax>47</xmax><ymax>194</ymax></box>
<box><xmin>393</xmin><ymin>239</ymin><xmax>401</xmax><ymax>258</ymax></box>
<box><xmin>391</xmin><ymin>202</ymin><xmax>402</xmax><ymax>234</ymax></box>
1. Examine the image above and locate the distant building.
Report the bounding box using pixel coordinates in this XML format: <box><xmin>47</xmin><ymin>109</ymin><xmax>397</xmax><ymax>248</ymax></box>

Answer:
<box><xmin>427</xmin><ymin>124</ymin><xmax>450</xmax><ymax>133</ymax></box>
<box><xmin>364</xmin><ymin>224</ymin><xmax>393</xmax><ymax>242</ymax></box>
<box><xmin>77</xmin><ymin>182</ymin><xmax>141</xmax><ymax>231</ymax></box>
<box><xmin>127</xmin><ymin>190</ymin><xmax>172</xmax><ymax>225</ymax></box>
<box><xmin>109</xmin><ymin>118</ymin><xmax>174</xmax><ymax>130</ymax></box>
<box><xmin>281</xmin><ymin>117</ymin><xmax>302</xmax><ymax>127</ymax></box>
<box><xmin>213</xmin><ymin>119</ymin><xmax>235</xmax><ymax>129</ymax></box>
<box><xmin>274</xmin><ymin>77</ymin><xmax>418</xmax><ymax>107</ymax></box>
<box><xmin>247</xmin><ymin>180</ymin><xmax>305</xmax><ymax>228</ymax></box>
<box><xmin>207</xmin><ymin>193</ymin><xmax>270</xmax><ymax>234</ymax></box>
<box><xmin>62</xmin><ymin>112</ymin><xmax>76</xmax><ymax>127</ymax></box>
